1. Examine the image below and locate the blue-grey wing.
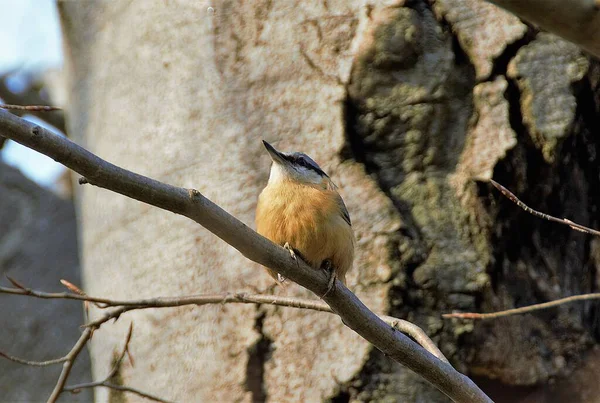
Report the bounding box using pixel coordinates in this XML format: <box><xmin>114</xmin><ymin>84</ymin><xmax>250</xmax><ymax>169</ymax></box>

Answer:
<box><xmin>327</xmin><ymin>179</ymin><xmax>351</xmax><ymax>226</ymax></box>
<box><xmin>336</xmin><ymin>193</ymin><xmax>351</xmax><ymax>226</ymax></box>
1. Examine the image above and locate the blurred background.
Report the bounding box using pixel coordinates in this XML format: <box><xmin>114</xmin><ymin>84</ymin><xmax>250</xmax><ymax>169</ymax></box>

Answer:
<box><xmin>0</xmin><ymin>0</ymin><xmax>65</xmax><ymax>189</ymax></box>
<box><xmin>0</xmin><ymin>1</ymin><xmax>92</xmax><ymax>401</ymax></box>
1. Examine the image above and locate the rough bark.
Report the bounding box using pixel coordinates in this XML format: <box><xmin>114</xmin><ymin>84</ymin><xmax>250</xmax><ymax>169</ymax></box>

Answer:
<box><xmin>0</xmin><ymin>163</ymin><xmax>91</xmax><ymax>401</ymax></box>
<box><xmin>486</xmin><ymin>0</ymin><xmax>600</xmax><ymax>59</ymax></box>
<box><xmin>59</xmin><ymin>0</ymin><xmax>599</xmax><ymax>402</ymax></box>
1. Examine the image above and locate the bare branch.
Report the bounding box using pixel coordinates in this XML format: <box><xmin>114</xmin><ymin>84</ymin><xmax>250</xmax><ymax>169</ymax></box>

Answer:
<box><xmin>491</xmin><ymin>180</ymin><xmax>600</xmax><ymax>236</ymax></box>
<box><xmin>48</xmin><ymin>328</ymin><xmax>93</xmax><ymax>403</ymax></box>
<box><xmin>107</xmin><ymin>323</ymin><xmax>134</xmax><ymax>380</ymax></box>
<box><xmin>0</xmin><ymin>281</ymin><xmax>448</xmax><ymax>364</ymax></box>
<box><xmin>63</xmin><ymin>323</ymin><xmax>172</xmax><ymax>403</ymax></box>
<box><xmin>443</xmin><ymin>292</ymin><xmax>600</xmax><ymax>320</ymax></box>
<box><xmin>382</xmin><ymin>316</ymin><xmax>448</xmax><ymax>364</ymax></box>
<box><xmin>0</xmin><ymin>351</ymin><xmax>66</xmax><ymax>367</ymax></box>
<box><xmin>485</xmin><ymin>0</ymin><xmax>600</xmax><ymax>58</ymax></box>
<box><xmin>442</xmin><ymin>181</ymin><xmax>600</xmax><ymax>321</ymax></box>
<box><xmin>0</xmin><ymin>73</ymin><xmax>66</xmax><ymax>133</ymax></box>
<box><xmin>0</xmin><ymin>109</ymin><xmax>490</xmax><ymax>403</ymax></box>
<box><xmin>6</xmin><ymin>275</ymin><xmax>27</xmax><ymax>290</ymax></box>
<box><xmin>0</xmin><ymin>104</ymin><xmax>61</xmax><ymax>112</ymax></box>
<box><xmin>64</xmin><ymin>382</ymin><xmax>173</xmax><ymax>403</ymax></box>
<box><xmin>1</xmin><ymin>314</ymin><xmax>164</xmax><ymax>401</ymax></box>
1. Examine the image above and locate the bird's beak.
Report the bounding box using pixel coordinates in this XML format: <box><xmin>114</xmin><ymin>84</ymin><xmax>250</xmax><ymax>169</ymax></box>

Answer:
<box><xmin>262</xmin><ymin>140</ymin><xmax>287</xmax><ymax>165</ymax></box>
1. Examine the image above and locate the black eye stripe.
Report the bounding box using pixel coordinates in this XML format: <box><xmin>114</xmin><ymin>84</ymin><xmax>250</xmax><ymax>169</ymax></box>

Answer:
<box><xmin>283</xmin><ymin>152</ymin><xmax>329</xmax><ymax>177</ymax></box>
<box><xmin>285</xmin><ymin>155</ymin><xmax>306</xmax><ymax>166</ymax></box>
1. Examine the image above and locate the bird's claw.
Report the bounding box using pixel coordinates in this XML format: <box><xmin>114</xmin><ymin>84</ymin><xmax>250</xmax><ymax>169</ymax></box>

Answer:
<box><xmin>320</xmin><ymin>259</ymin><xmax>336</xmax><ymax>298</ymax></box>
<box><xmin>277</xmin><ymin>242</ymin><xmax>298</xmax><ymax>283</ymax></box>
<box><xmin>283</xmin><ymin>242</ymin><xmax>297</xmax><ymax>260</ymax></box>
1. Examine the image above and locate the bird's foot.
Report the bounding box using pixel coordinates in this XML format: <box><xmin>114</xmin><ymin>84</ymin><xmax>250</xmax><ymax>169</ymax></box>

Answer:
<box><xmin>277</xmin><ymin>242</ymin><xmax>300</xmax><ymax>283</ymax></box>
<box><xmin>320</xmin><ymin>259</ymin><xmax>336</xmax><ymax>298</ymax></box>
<box><xmin>283</xmin><ymin>242</ymin><xmax>297</xmax><ymax>261</ymax></box>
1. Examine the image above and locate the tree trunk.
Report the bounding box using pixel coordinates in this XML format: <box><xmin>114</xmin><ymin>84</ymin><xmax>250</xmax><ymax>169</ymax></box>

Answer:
<box><xmin>59</xmin><ymin>0</ymin><xmax>599</xmax><ymax>402</ymax></box>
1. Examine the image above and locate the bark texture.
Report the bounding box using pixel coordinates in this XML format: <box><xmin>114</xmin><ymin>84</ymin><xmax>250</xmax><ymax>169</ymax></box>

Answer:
<box><xmin>59</xmin><ymin>0</ymin><xmax>599</xmax><ymax>402</ymax></box>
<box><xmin>0</xmin><ymin>163</ymin><xmax>91</xmax><ymax>401</ymax></box>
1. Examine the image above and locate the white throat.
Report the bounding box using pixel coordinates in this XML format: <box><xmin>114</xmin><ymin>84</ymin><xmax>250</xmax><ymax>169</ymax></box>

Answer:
<box><xmin>268</xmin><ymin>162</ymin><xmax>325</xmax><ymax>186</ymax></box>
<box><xmin>268</xmin><ymin>163</ymin><xmax>288</xmax><ymax>184</ymax></box>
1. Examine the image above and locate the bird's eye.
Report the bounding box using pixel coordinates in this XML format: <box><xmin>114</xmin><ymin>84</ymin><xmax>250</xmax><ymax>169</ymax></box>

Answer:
<box><xmin>296</xmin><ymin>157</ymin><xmax>308</xmax><ymax>167</ymax></box>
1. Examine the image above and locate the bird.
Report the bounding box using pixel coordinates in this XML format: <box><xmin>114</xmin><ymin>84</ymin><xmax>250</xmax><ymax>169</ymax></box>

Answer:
<box><xmin>256</xmin><ymin>140</ymin><xmax>355</xmax><ymax>294</ymax></box>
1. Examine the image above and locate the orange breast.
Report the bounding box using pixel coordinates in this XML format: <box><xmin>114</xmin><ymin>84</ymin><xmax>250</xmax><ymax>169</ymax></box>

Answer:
<box><xmin>255</xmin><ymin>181</ymin><xmax>354</xmax><ymax>283</ymax></box>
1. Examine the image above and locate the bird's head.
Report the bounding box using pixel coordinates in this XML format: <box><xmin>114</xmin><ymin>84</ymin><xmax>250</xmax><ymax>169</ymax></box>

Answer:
<box><xmin>262</xmin><ymin>140</ymin><xmax>329</xmax><ymax>186</ymax></box>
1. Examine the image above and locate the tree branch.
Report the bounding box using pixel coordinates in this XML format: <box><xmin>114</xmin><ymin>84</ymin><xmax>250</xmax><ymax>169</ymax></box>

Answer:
<box><xmin>1</xmin><ymin>276</ymin><xmax>449</xmax><ymax>399</ymax></box>
<box><xmin>0</xmin><ymin>73</ymin><xmax>66</xmax><ymax>133</ymax></box>
<box><xmin>443</xmin><ymin>180</ymin><xmax>600</xmax><ymax>320</ymax></box>
<box><xmin>0</xmin><ymin>109</ymin><xmax>491</xmax><ymax>403</ymax></box>
<box><xmin>63</xmin><ymin>323</ymin><xmax>172</xmax><ymax>403</ymax></box>
<box><xmin>0</xmin><ymin>104</ymin><xmax>62</xmax><ymax>112</ymax></box>
<box><xmin>0</xmin><ymin>279</ymin><xmax>449</xmax><ymax>364</ymax></box>
<box><xmin>65</xmin><ymin>383</ymin><xmax>171</xmax><ymax>403</ymax></box>
<box><xmin>443</xmin><ymin>292</ymin><xmax>600</xmax><ymax>320</ymax></box>
<box><xmin>0</xmin><ymin>352</ymin><xmax>66</xmax><ymax>367</ymax></box>
<box><xmin>48</xmin><ymin>327</ymin><xmax>93</xmax><ymax>403</ymax></box>
<box><xmin>491</xmin><ymin>180</ymin><xmax>600</xmax><ymax>236</ymax></box>
<box><xmin>485</xmin><ymin>0</ymin><xmax>600</xmax><ymax>58</ymax></box>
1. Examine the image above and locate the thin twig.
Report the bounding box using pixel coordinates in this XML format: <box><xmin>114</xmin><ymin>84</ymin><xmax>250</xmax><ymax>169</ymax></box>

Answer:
<box><xmin>2</xmin><ymin>310</ymin><xmax>167</xmax><ymax>402</ymax></box>
<box><xmin>0</xmin><ymin>104</ymin><xmax>61</xmax><ymax>111</ymax></box>
<box><xmin>48</xmin><ymin>312</ymin><xmax>146</xmax><ymax>401</ymax></box>
<box><xmin>63</xmin><ymin>323</ymin><xmax>171</xmax><ymax>403</ymax></box>
<box><xmin>48</xmin><ymin>328</ymin><xmax>93</xmax><ymax>403</ymax></box>
<box><xmin>0</xmin><ymin>352</ymin><xmax>66</xmax><ymax>367</ymax></box>
<box><xmin>0</xmin><ymin>109</ymin><xmax>490</xmax><ymax>403</ymax></box>
<box><xmin>443</xmin><ymin>181</ymin><xmax>600</xmax><ymax>321</ymax></box>
<box><xmin>382</xmin><ymin>316</ymin><xmax>448</xmax><ymax>364</ymax></box>
<box><xmin>65</xmin><ymin>382</ymin><xmax>172</xmax><ymax>403</ymax></box>
<box><xmin>491</xmin><ymin>180</ymin><xmax>600</xmax><ymax>236</ymax></box>
<box><xmin>107</xmin><ymin>323</ymin><xmax>134</xmax><ymax>379</ymax></box>
<box><xmin>0</xmin><ymin>73</ymin><xmax>66</xmax><ymax>132</ymax></box>
<box><xmin>443</xmin><ymin>292</ymin><xmax>600</xmax><ymax>320</ymax></box>
<box><xmin>6</xmin><ymin>275</ymin><xmax>26</xmax><ymax>290</ymax></box>
<box><xmin>0</xmin><ymin>281</ymin><xmax>448</xmax><ymax>364</ymax></box>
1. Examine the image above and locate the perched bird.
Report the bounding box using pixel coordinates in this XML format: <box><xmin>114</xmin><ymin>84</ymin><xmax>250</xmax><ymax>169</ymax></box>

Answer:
<box><xmin>256</xmin><ymin>140</ymin><xmax>355</xmax><ymax>293</ymax></box>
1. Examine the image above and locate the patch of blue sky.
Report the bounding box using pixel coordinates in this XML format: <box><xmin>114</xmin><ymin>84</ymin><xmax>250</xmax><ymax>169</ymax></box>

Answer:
<box><xmin>0</xmin><ymin>0</ymin><xmax>62</xmax><ymax>72</ymax></box>
<box><xmin>0</xmin><ymin>0</ymin><xmax>65</xmax><ymax>188</ymax></box>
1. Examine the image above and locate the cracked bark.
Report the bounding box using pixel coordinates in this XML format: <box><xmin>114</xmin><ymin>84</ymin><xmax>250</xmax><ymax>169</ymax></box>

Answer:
<box><xmin>345</xmin><ymin>1</ymin><xmax>599</xmax><ymax>401</ymax></box>
<box><xmin>245</xmin><ymin>310</ymin><xmax>272</xmax><ymax>403</ymax></box>
<box><xmin>59</xmin><ymin>0</ymin><xmax>599</xmax><ymax>402</ymax></box>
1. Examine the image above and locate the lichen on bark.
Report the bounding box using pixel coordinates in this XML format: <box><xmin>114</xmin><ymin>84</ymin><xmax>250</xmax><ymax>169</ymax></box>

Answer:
<box><xmin>347</xmin><ymin>0</ymin><xmax>599</xmax><ymax>399</ymax></box>
<box><xmin>345</xmin><ymin>1</ymin><xmax>490</xmax><ymax>399</ymax></box>
<box><xmin>507</xmin><ymin>33</ymin><xmax>589</xmax><ymax>162</ymax></box>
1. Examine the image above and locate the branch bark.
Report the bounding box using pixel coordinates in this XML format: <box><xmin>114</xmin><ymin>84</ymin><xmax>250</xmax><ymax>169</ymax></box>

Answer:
<box><xmin>62</xmin><ymin>323</ymin><xmax>172</xmax><ymax>403</ymax></box>
<box><xmin>442</xmin><ymin>180</ymin><xmax>600</xmax><ymax>320</ymax></box>
<box><xmin>0</xmin><ymin>109</ymin><xmax>491</xmax><ymax>403</ymax></box>
<box><xmin>0</xmin><ymin>73</ymin><xmax>66</xmax><ymax>134</ymax></box>
<box><xmin>64</xmin><ymin>383</ymin><xmax>170</xmax><ymax>403</ymax></box>
<box><xmin>444</xmin><ymin>292</ymin><xmax>600</xmax><ymax>320</ymax></box>
<box><xmin>47</xmin><ymin>328</ymin><xmax>93</xmax><ymax>403</ymax></box>
<box><xmin>485</xmin><ymin>0</ymin><xmax>600</xmax><ymax>58</ymax></box>
<box><xmin>0</xmin><ymin>281</ymin><xmax>448</xmax><ymax>364</ymax></box>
